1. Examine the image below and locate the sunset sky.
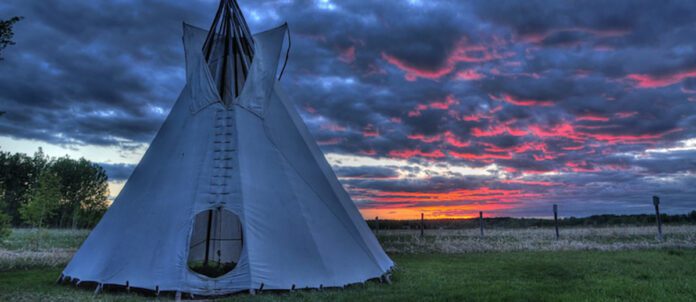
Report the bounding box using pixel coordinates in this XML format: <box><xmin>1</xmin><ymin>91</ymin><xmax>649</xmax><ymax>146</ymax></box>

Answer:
<box><xmin>1</xmin><ymin>0</ymin><xmax>695</xmax><ymax>219</ymax></box>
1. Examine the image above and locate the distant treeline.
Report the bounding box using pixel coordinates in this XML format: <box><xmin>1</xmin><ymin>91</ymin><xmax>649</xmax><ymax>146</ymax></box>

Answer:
<box><xmin>0</xmin><ymin>149</ymin><xmax>109</xmax><ymax>229</ymax></box>
<box><xmin>367</xmin><ymin>212</ymin><xmax>696</xmax><ymax>230</ymax></box>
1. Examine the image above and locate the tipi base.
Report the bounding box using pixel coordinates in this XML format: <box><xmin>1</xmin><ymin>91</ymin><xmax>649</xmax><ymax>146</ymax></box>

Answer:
<box><xmin>57</xmin><ymin>272</ymin><xmax>393</xmax><ymax>299</ymax></box>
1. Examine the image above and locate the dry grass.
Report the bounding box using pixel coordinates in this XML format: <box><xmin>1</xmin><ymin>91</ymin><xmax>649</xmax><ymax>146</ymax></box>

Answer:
<box><xmin>377</xmin><ymin>225</ymin><xmax>696</xmax><ymax>254</ymax></box>
<box><xmin>0</xmin><ymin>228</ymin><xmax>88</xmax><ymax>271</ymax></box>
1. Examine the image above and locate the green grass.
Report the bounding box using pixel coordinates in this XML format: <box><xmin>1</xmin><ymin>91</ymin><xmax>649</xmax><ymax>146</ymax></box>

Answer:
<box><xmin>1</xmin><ymin>250</ymin><xmax>695</xmax><ymax>301</ymax></box>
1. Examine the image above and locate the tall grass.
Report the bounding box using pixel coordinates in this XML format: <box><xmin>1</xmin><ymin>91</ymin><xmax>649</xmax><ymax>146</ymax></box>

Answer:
<box><xmin>1</xmin><ymin>226</ymin><xmax>695</xmax><ymax>271</ymax></box>
<box><xmin>377</xmin><ymin>225</ymin><xmax>696</xmax><ymax>254</ymax></box>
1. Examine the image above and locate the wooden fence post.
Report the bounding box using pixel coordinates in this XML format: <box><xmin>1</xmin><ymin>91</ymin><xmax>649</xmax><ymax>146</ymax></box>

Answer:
<box><xmin>553</xmin><ymin>204</ymin><xmax>559</xmax><ymax>240</ymax></box>
<box><xmin>653</xmin><ymin>196</ymin><xmax>663</xmax><ymax>241</ymax></box>
<box><xmin>375</xmin><ymin>216</ymin><xmax>379</xmax><ymax>235</ymax></box>
<box><xmin>420</xmin><ymin>213</ymin><xmax>424</xmax><ymax>237</ymax></box>
<box><xmin>479</xmin><ymin>211</ymin><xmax>484</xmax><ymax>237</ymax></box>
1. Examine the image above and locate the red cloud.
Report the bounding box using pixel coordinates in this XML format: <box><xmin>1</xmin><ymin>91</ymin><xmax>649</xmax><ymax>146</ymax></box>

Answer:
<box><xmin>480</xmin><ymin>141</ymin><xmax>547</xmax><ymax>154</ymax></box>
<box><xmin>362</xmin><ymin>124</ymin><xmax>379</xmax><ymax>137</ymax></box>
<box><xmin>407</xmin><ymin>104</ymin><xmax>428</xmax><ymax>117</ymax></box>
<box><xmin>449</xmin><ymin>151</ymin><xmax>513</xmax><ymax>162</ymax></box>
<box><xmin>320</xmin><ymin>122</ymin><xmax>347</xmax><ymax>132</ymax></box>
<box><xmin>565</xmin><ymin>160</ymin><xmax>600</xmax><ymax>172</ymax></box>
<box><xmin>367</xmin><ymin>187</ymin><xmax>539</xmax><ymax>203</ymax></box>
<box><xmin>504</xmin><ymin>167</ymin><xmax>553</xmax><ymax>175</ymax></box>
<box><xmin>444</xmin><ymin>131</ymin><xmax>471</xmax><ymax>148</ymax></box>
<box><xmin>429</xmin><ymin>95</ymin><xmax>459</xmax><ymax>109</ymax></box>
<box><xmin>496</xmin><ymin>93</ymin><xmax>554</xmax><ymax>107</ymax></box>
<box><xmin>390</xmin><ymin>117</ymin><xmax>402</xmax><ymax>123</ymax></box>
<box><xmin>626</xmin><ymin>68</ymin><xmax>696</xmax><ymax>88</ymax></box>
<box><xmin>388</xmin><ymin>149</ymin><xmax>446</xmax><ymax>159</ymax></box>
<box><xmin>359</xmin><ymin>149</ymin><xmax>377</xmax><ymax>156</ymax></box>
<box><xmin>338</xmin><ymin>46</ymin><xmax>356</xmax><ymax>63</ymax></box>
<box><xmin>520</xmin><ymin>27</ymin><xmax>629</xmax><ymax>44</ymax></box>
<box><xmin>500</xmin><ymin>179</ymin><xmax>558</xmax><ymax>186</ymax></box>
<box><xmin>317</xmin><ymin>137</ymin><xmax>344</xmax><ymax>146</ymax></box>
<box><xmin>528</xmin><ymin>123</ymin><xmax>584</xmax><ymax>141</ymax></box>
<box><xmin>408</xmin><ymin>95</ymin><xmax>459</xmax><ymax>116</ymax></box>
<box><xmin>462</xmin><ymin>105</ymin><xmax>503</xmax><ymax>122</ymax></box>
<box><xmin>472</xmin><ymin>122</ymin><xmax>527</xmax><ymax>137</ymax></box>
<box><xmin>576</xmin><ymin>114</ymin><xmax>609</xmax><ymax>122</ymax></box>
<box><xmin>382</xmin><ymin>38</ymin><xmax>512</xmax><ymax>81</ymax></box>
<box><xmin>304</xmin><ymin>104</ymin><xmax>317</xmax><ymax>114</ymax></box>
<box><xmin>456</xmin><ymin>69</ymin><xmax>486</xmax><ymax>80</ymax></box>
<box><xmin>381</xmin><ymin>52</ymin><xmax>453</xmax><ymax>81</ymax></box>
<box><xmin>407</xmin><ymin>133</ymin><xmax>442</xmax><ymax>143</ymax></box>
<box><xmin>406</xmin><ymin>131</ymin><xmax>470</xmax><ymax>148</ymax></box>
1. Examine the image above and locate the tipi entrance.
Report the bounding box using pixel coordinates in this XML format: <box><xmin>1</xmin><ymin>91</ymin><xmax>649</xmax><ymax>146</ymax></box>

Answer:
<box><xmin>187</xmin><ymin>208</ymin><xmax>243</xmax><ymax>278</ymax></box>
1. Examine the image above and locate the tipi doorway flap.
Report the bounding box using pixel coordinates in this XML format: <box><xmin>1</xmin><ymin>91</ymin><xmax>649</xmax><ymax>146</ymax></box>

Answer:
<box><xmin>187</xmin><ymin>208</ymin><xmax>243</xmax><ymax>278</ymax></box>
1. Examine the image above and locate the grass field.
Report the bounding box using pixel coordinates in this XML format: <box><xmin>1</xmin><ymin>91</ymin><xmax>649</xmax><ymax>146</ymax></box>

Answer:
<box><xmin>1</xmin><ymin>227</ymin><xmax>696</xmax><ymax>301</ymax></box>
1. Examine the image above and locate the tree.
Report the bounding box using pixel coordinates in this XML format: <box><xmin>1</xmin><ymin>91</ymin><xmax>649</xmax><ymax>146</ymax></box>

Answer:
<box><xmin>51</xmin><ymin>157</ymin><xmax>109</xmax><ymax>229</ymax></box>
<box><xmin>0</xmin><ymin>16</ymin><xmax>23</xmax><ymax>60</ymax></box>
<box><xmin>0</xmin><ymin>149</ymin><xmax>110</xmax><ymax>228</ymax></box>
<box><xmin>0</xmin><ymin>182</ymin><xmax>11</xmax><ymax>240</ymax></box>
<box><xmin>0</xmin><ymin>209</ymin><xmax>10</xmax><ymax>240</ymax></box>
<box><xmin>0</xmin><ymin>150</ymin><xmax>40</xmax><ymax>225</ymax></box>
<box><xmin>20</xmin><ymin>171</ymin><xmax>61</xmax><ymax>229</ymax></box>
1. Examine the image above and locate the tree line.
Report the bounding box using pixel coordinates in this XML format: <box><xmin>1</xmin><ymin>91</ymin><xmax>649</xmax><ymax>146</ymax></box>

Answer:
<box><xmin>368</xmin><ymin>212</ymin><xmax>696</xmax><ymax>230</ymax></box>
<box><xmin>0</xmin><ymin>149</ymin><xmax>110</xmax><ymax>231</ymax></box>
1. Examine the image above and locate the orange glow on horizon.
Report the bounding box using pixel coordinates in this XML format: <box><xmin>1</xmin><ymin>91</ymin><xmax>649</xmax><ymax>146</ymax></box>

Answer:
<box><xmin>359</xmin><ymin>202</ymin><xmax>513</xmax><ymax>220</ymax></box>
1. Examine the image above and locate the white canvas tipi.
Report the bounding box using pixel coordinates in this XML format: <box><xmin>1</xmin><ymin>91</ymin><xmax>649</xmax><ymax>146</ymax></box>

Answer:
<box><xmin>61</xmin><ymin>0</ymin><xmax>393</xmax><ymax>296</ymax></box>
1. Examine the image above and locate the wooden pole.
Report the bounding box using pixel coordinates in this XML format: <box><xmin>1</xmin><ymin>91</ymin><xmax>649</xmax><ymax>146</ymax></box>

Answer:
<box><xmin>375</xmin><ymin>216</ymin><xmax>379</xmax><ymax>235</ymax></box>
<box><xmin>653</xmin><ymin>196</ymin><xmax>663</xmax><ymax>241</ymax></box>
<box><xmin>420</xmin><ymin>213</ymin><xmax>424</xmax><ymax>237</ymax></box>
<box><xmin>203</xmin><ymin>209</ymin><xmax>213</xmax><ymax>266</ymax></box>
<box><xmin>553</xmin><ymin>204</ymin><xmax>559</xmax><ymax>240</ymax></box>
<box><xmin>479</xmin><ymin>211</ymin><xmax>484</xmax><ymax>237</ymax></box>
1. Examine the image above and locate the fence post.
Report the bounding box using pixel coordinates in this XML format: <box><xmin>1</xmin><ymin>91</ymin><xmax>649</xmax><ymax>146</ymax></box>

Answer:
<box><xmin>420</xmin><ymin>213</ymin><xmax>424</xmax><ymax>237</ymax></box>
<box><xmin>479</xmin><ymin>211</ymin><xmax>484</xmax><ymax>237</ymax></box>
<box><xmin>375</xmin><ymin>216</ymin><xmax>379</xmax><ymax>235</ymax></box>
<box><xmin>653</xmin><ymin>196</ymin><xmax>663</xmax><ymax>241</ymax></box>
<box><xmin>553</xmin><ymin>204</ymin><xmax>559</xmax><ymax>240</ymax></box>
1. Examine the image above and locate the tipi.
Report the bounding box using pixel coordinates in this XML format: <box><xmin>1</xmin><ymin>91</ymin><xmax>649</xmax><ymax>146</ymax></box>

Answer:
<box><xmin>61</xmin><ymin>0</ymin><xmax>393</xmax><ymax>296</ymax></box>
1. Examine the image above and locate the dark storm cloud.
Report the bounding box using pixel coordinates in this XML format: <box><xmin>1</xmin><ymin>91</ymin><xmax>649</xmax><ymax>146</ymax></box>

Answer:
<box><xmin>334</xmin><ymin>166</ymin><xmax>399</xmax><ymax>179</ymax></box>
<box><xmin>98</xmin><ymin>163</ymin><xmax>135</xmax><ymax>182</ymax></box>
<box><xmin>2</xmin><ymin>0</ymin><xmax>696</xmax><ymax>217</ymax></box>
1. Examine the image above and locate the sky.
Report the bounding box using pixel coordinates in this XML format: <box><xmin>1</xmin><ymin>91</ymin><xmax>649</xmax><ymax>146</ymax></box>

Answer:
<box><xmin>1</xmin><ymin>0</ymin><xmax>695</xmax><ymax>219</ymax></box>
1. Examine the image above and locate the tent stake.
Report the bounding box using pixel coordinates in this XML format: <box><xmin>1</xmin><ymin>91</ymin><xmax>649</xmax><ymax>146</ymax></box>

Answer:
<box><xmin>93</xmin><ymin>283</ymin><xmax>102</xmax><ymax>296</ymax></box>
